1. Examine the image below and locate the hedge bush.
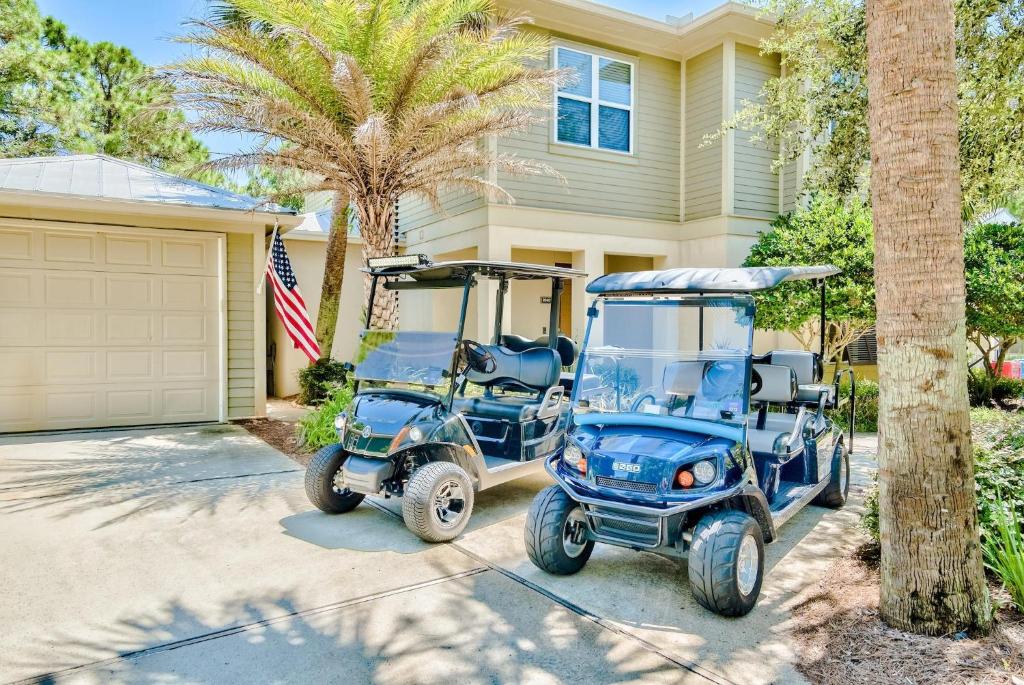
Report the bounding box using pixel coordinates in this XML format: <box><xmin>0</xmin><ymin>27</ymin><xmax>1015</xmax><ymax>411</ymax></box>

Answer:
<box><xmin>297</xmin><ymin>358</ymin><xmax>349</xmax><ymax>405</ymax></box>
<box><xmin>297</xmin><ymin>384</ymin><xmax>355</xmax><ymax>450</ymax></box>
<box><xmin>968</xmin><ymin>369</ymin><xmax>1024</xmax><ymax>407</ymax></box>
<box><xmin>861</xmin><ymin>409</ymin><xmax>1024</xmax><ymax>548</ymax></box>
<box><xmin>827</xmin><ymin>378</ymin><xmax>879</xmax><ymax>433</ymax></box>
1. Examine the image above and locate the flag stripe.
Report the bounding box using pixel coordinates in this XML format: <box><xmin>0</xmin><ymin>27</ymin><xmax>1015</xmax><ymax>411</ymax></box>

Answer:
<box><xmin>271</xmin><ymin>283</ymin><xmax>319</xmax><ymax>361</ymax></box>
<box><xmin>266</xmin><ymin>232</ymin><xmax>320</xmax><ymax>363</ymax></box>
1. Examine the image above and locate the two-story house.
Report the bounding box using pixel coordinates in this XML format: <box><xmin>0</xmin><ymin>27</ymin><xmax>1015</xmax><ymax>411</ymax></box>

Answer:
<box><xmin>271</xmin><ymin>0</ymin><xmax>803</xmax><ymax>397</ymax></box>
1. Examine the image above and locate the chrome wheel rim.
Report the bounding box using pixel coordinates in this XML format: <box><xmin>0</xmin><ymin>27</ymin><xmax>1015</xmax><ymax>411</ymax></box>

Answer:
<box><xmin>563</xmin><ymin>507</ymin><xmax>588</xmax><ymax>558</ymax></box>
<box><xmin>737</xmin><ymin>534</ymin><xmax>759</xmax><ymax>596</ymax></box>
<box><xmin>433</xmin><ymin>479</ymin><xmax>466</xmax><ymax>527</ymax></box>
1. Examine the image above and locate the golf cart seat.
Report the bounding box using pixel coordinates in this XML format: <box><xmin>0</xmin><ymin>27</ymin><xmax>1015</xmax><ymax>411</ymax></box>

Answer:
<box><xmin>758</xmin><ymin>350</ymin><xmax>834</xmax><ymax>405</ymax></box>
<box><xmin>501</xmin><ymin>334</ymin><xmax>578</xmax><ymax>367</ymax></box>
<box><xmin>747</xmin><ymin>363</ymin><xmax>804</xmax><ymax>461</ymax></box>
<box><xmin>457</xmin><ymin>343</ymin><xmax>562</xmax><ymax>422</ymax></box>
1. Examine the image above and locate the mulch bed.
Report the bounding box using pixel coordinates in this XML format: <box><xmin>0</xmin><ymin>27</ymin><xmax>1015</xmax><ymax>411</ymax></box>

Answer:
<box><xmin>234</xmin><ymin>416</ymin><xmax>312</xmax><ymax>466</ymax></box>
<box><xmin>789</xmin><ymin>542</ymin><xmax>1024</xmax><ymax>685</ymax></box>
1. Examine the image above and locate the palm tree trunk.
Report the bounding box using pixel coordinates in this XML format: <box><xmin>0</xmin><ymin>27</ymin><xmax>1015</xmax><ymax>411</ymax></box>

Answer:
<box><xmin>357</xmin><ymin>198</ymin><xmax>399</xmax><ymax>330</ymax></box>
<box><xmin>313</xmin><ymin>192</ymin><xmax>350</xmax><ymax>360</ymax></box>
<box><xmin>866</xmin><ymin>0</ymin><xmax>991</xmax><ymax>635</ymax></box>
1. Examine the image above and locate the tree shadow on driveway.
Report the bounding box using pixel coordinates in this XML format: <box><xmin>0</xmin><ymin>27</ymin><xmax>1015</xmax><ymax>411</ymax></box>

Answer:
<box><xmin>7</xmin><ymin>569</ymin><xmax>687</xmax><ymax>684</ymax></box>
<box><xmin>0</xmin><ymin>425</ymin><xmax>301</xmax><ymax>529</ymax></box>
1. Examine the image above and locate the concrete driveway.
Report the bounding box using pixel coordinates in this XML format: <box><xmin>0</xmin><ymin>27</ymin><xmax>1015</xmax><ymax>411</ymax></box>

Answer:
<box><xmin>0</xmin><ymin>424</ymin><xmax>875</xmax><ymax>685</ymax></box>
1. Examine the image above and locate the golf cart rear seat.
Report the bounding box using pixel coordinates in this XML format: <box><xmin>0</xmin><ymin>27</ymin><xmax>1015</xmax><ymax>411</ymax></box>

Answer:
<box><xmin>748</xmin><ymin>363</ymin><xmax>804</xmax><ymax>461</ymax></box>
<box><xmin>456</xmin><ymin>343</ymin><xmax>563</xmax><ymax>422</ymax></box>
<box><xmin>756</xmin><ymin>350</ymin><xmax>834</xmax><ymax>405</ymax></box>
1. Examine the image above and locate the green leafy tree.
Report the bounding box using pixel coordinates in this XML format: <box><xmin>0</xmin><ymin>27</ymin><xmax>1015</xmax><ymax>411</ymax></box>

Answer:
<box><xmin>743</xmin><ymin>194</ymin><xmax>875</xmax><ymax>363</ymax></box>
<box><xmin>0</xmin><ymin>0</ymin><xmax>224</xmax><ymax>186</ymax></box>
<box><xmin>162</xmin><ymin>0</ymin><xmax>564</xmax><ymax>359</ymax></box>
<box><xmin>731</xmin><ymin>0</ymin><xmax>1024</xmax><ymax>219</ymax></box>
<box><xmin>965</xmin><ymin>221</ymin><xmax>1024</xmax><ymax>377</ymax></box>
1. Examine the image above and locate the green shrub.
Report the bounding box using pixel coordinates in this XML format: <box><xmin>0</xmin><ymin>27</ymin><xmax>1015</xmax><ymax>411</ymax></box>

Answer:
<box><xmin>983</xmin><ymin>498</ymin><xmax>1024</xmax><ymax>611</ymax></box>
<box><xmin>861</xmin><ymin>409</ymin><xmax>1024</xmax><ymax>548</ymax></box>
<box><xmin>297</xmin><ymin>384</ymin><xmax>355</xmax><ymax>450</ymax></box>
<box><xmin>297</xmin><ymin>358</ymin><xmax>349</xmax><ymax>405</ymax></box>
<box><xmin>968</xmin><ymin>369</ymin><xmax>1024</xmax><ymax>407</ymax></box>
<box><xmin>827</xmin><ymin>378</ymin><xmax>879</xmax><ymax>433</ymax></box>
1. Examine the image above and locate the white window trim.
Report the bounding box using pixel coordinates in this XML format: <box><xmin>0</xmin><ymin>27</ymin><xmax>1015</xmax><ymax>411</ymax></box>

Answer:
<box><xmin>552</xmin><ymin>45</ymin><xmax>636</xmax><ymax>156</ymax></box>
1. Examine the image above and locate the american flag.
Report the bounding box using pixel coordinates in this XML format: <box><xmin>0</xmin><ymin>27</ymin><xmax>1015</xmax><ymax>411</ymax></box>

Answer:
<box><xmin>267</xmin><ymin>231</ymin><xmax>320</xmax><ymax>363</ymax></box>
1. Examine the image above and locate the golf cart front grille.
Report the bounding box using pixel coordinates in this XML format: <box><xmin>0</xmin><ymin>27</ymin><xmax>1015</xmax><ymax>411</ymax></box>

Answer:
<box><xmin>585</xmin><ymin>504</ymin><xmax>662</xmax><ymax>547</ymax></box>
<box><xmin>595</xmin><ymin>476</ymin><xmax>657</xmax><ymax>494</ymax></box>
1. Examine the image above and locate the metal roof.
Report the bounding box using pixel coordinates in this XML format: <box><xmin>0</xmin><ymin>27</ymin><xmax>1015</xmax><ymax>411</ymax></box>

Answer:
<box><xmin>368</xmin><ymin>259</ymin><xmax>586</xmax><ymax>281</ymax></box>
<box><xmin>587</xmin><ymin>265</ymin><xmax>840</xmax><ymax>294</ymax></box>
<box><xmin>0</xmin><ymin>154</ymin><xmax>294</xmax><ymax>215</ymax></box>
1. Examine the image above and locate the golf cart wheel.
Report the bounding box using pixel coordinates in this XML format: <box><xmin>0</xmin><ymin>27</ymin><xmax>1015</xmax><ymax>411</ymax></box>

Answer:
<box><xmin>305</xmin><ymin>444</ymin><xmax>366</xmax><ymax>514</ymax></box>
<box><xmin>813</xmin><ymin>441</ymin><xmax>850</xmax><ymax>508</ymax></box>
<box><xmin>524</xmin><ymin>485</ymin><xmax>594</xmax><ymax>575</ymax></box>
<box><xmin>688</xmin><ymin>510</ymin><xmax>764</xmax><ymax>617</ymax></box>
<box><xmin>402</xmin><ymin>461</ymin><xmax>475</xmax><ymax>543</ymax></box>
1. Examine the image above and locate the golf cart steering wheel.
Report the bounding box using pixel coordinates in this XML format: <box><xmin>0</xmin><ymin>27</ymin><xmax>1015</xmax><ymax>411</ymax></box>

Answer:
<box><xmin>750</xmin><ymin>367</ymin><xmax>763</xmax><ymax>396</ymax></box>
<box><xmin>630</xmin><ymin>393</ymin><xmax>658</xmax><ymax>412</ymax></box>
<box><xmin>462</xmin><ymin>340</ymin><xmax>497</xmax><ymax>374</ymax></box>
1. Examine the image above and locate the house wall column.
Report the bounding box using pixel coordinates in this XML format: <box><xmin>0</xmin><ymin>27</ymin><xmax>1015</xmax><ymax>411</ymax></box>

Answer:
<box><xmin>572</xmin><ymin>247</ymin><xmax>605</xmax><ymax>346</ymax></box>
<box><xmin>478</xmin><ymin>228</ymin><xmax>511</xmax><ymax>343</ymax></box>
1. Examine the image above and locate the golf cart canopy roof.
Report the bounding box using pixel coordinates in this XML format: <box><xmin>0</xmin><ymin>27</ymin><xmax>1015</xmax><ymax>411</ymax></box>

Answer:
<box><xmin>366</xmin><ymin>257</ymin><xmax>585</xmax><ymax>282</ymax></box>
<box><xmin>586</xmin><ymin>266</ymin><xmax>840</xmax><ymax>295</ymax></box>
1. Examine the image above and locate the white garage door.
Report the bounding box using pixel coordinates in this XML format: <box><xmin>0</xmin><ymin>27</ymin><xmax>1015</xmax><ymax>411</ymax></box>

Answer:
<box><xmin>0</xmin><ymin>223</ymin><xmax>223</xmax><ymax>432</ymax></box>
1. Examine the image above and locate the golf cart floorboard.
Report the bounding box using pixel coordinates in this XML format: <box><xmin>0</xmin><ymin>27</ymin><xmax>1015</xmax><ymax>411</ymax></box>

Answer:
<box><xmin>769</xmin><ymin>478</ymin><xmax>830</xmax><ymax>529</ymax></box>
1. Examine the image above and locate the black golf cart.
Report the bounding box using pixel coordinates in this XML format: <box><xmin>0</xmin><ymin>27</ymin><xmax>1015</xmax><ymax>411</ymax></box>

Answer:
<box><xmin>524</xmin><ymin>266</ymin><xmax>855</xmax><ymax>616</ymax></box>
<box><xmin>305</xmin><ymin>255</ymin><xmax>585</xmax><ymax>542</ymax></box>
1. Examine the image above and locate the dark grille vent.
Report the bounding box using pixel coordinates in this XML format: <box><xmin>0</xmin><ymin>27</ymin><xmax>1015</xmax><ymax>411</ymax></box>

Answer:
<box><xmin>595</xmin><ymin>476</ymin><xmax>657</xmax><ymax>494</ymax></box>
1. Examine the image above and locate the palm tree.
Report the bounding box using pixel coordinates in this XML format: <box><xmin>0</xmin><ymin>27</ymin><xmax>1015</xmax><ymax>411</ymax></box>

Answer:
<box><xmin>162</xmin><ymin>0</ymin><xmax>562</xmax><ymax>353</ymax></box>
<box><xmin>865</xmin><ymin>0</ymin><xmax>991</xmax><ymax>635</ymax></box>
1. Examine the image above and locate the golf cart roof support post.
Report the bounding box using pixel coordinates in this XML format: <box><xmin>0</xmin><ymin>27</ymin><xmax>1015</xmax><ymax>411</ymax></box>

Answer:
<box><xmin>698</xmin><ymin>303</ymin><xmax>705</xmax><ymax>352</ymax></box>
<box><xmin>571</xmin><ymin>304</ymin><xmax>599</xmax><ymax>404</ymax></box>
<box><xmin>367</xmin><ymin>274</ymin><xmax>380</xmax><ymax>327</ymax></box>
<box><xmin>492</xmin><ymin>275</ymin><xmax>508</xmax><ymax>345</ymax></box>
<box><xmin>446</xmin><ymin>276</ymin><xmax>475</xmax><ymax>408</ymax></box>
<box><xmin>819</xmin><ymin>280</ymin><xmax>826</xmax><ymax>360</ymax></box>
<box><xmin>549</xmin><ymin>278</ymin><xmax>563</xmax><ymax>346</ymax></box>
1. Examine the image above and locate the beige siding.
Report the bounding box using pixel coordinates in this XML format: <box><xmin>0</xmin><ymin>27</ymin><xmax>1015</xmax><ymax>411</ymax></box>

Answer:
<box><xmin>684</xmin><ymin>46</ymin><xmax>723</xmax><ymax>221</ymax></box>
<box><xmin>226</xmin><ymin>232</ymin><xmax>255</xmax><ymax>418</ymax></box>
<box><xmin>781</xmin><ymin>156</ymin><xmax>798</xmax><ymax>213</ymax></box>
<box><xmin>398</xmin><ymin>189</ymin><xmax>484</xmax><ymax>235</ymax></box>
<box><xmin>733</xmin><ymin>44</ymin><xmax>780</xmax><ymax>219</ymax></box>
<box><xmin>495</xmin><ymin>33</ymin><xmax>680</xmax><ymax>222</ymax></box>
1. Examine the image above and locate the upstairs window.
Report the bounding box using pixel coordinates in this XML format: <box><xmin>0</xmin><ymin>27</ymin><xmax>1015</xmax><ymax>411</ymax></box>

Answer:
<box><xmin>554</xmin><ymin>47</ymin><xmax>634</xmax><ymax>154</ymax></box>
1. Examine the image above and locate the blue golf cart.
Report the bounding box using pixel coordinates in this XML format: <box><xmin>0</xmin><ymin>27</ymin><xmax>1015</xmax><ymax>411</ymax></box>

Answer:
<box><xmin>524</xmin><ymin>266</ymin><xmax>854</xmax><ymax>617</ymax></box>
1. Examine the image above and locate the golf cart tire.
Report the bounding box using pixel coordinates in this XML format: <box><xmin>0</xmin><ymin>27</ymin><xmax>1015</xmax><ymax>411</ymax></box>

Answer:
<box><xmin>402</xmin><ymin>461</ymin><xmax>475</xmax><ymax>543</ymax></box>
<box><xmin>305</xmin><ymin>444</ymin><xmax>366</xmax><ymax>514</ymax></box>
<box><xmin>813</xmin><ymin>441</ymin><xmax>850</xmax><ymax>508</ymax></box>
<box><xmin>688</xmin><ymin>510</ymin><xmax>764</xmax><ymax>617</ymax></box>
<box><xmin>525</xmin><ymin>486</ymin><xmax>595</xmax><ymax>575</ymax></box>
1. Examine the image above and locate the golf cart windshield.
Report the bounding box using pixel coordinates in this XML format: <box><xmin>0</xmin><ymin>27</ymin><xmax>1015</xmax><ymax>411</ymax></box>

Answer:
<box><xmin>573</xmin><ymin>297</ymin><xmax>755</xmax><ymax>427</ymax></box>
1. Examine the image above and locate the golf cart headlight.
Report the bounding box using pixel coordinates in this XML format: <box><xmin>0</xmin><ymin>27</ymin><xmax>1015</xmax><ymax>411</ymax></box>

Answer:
<box><xmin>333</xmin><ymin>413</ymin><xmax>347</xmax><ymax>435</ymax></box>
<box><xmin>408</xmin><ymin>426</ymin><xmax>424</xmax><ymax>443</ymax></box>
<box><xmin>563</xmin><ymin>442</ymin><xmax>583</xmax><ymax>466</ymax></box>
<box><xmin>692</xmin><ymin>459</ymin><xmax>717</xmax><ymax>485</ymax></box>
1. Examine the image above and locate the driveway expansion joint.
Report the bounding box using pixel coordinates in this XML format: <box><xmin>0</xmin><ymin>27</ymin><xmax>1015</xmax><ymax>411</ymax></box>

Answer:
<box><xmin>5</xmin><ymin>566</ymin><xmax>488</xmax><ymax>685</ymax></box>
<box><xmin>363</xmin><ymin>499</ymin><xmax>737</xmax><ymax>685</ymax></box>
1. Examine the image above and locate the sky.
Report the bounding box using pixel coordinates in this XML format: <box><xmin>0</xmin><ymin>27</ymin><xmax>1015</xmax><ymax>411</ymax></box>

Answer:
<box><xmin>35</xmin><ymin>0</ymin><xmax>724</xmax><ymax>157</ymax></box>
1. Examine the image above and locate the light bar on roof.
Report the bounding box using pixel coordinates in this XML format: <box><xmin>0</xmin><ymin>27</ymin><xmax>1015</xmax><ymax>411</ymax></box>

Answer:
<box><xmin>367</xmin><ymin>254</ymin><xmax>429</xmax><ymax>269</ymax></box>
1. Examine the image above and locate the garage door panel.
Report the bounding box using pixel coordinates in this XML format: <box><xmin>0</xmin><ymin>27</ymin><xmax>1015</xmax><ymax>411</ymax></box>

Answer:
<box><xmin>45</xmin><ymin>311</ymin><xmax>97</xmax><ymax>345</ymax></box>
<box><xmin>45</xmin><ymin>272</ymin><xmax>100</xmax><ymax>306</ymax></box>
<box><xmin>0</xmin><ymin>225</ymin><xmax>223</xmax><ymax>432</ymax></box>
<box><xmin>0</xmin><ymin>270</ymin><xmax>35</xmax><ymax>305</ymax></box>
<box><xmin>107</xmin><ymin>274</ymin><xmax>156</xmax><ymax>308</ymax></box>
<box><xmin>0</xmin><ymin>227</ymin><xmax>33</xmax><ymax>261</ymax></box>
<box><xmin>44</xmin><ymin>350</ymin><xmax>99</xmax><ymax>383</ymax></box>
<box><xmin>44</xmin><ymin>232</ymin><xmax>96</xmax><ymax>264</ymax></box>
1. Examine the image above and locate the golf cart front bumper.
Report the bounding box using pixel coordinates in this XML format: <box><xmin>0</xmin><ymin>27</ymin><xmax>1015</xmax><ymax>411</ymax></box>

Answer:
<box><xmin>544</xmin><ymin>455</ymin><xmax>746</xmax><ymax>552</ymax></box>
